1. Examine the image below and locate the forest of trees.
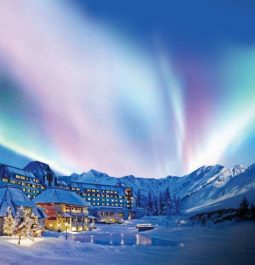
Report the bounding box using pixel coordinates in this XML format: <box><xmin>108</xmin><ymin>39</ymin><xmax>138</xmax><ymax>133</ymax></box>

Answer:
<box><xmin>135</xmin><ymin>188</ymin><xmax>181</xmax><ymax>216</ymax></box>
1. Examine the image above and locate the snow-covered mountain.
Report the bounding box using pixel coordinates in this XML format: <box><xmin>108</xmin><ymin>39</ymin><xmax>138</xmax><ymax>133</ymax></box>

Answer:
<box><xmin>61</xmin><ymin>164</ymin><xmax>255</xmax><ymax>214</ymax></box>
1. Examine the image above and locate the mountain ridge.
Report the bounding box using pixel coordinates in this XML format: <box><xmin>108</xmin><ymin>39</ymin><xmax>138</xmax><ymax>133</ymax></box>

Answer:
<box><xmin>63</xmin><ymin>163</ymin><xmax>255</xmax><ymax>214</ymax></box>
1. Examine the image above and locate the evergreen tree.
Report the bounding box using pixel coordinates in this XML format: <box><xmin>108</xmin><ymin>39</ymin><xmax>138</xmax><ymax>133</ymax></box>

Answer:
<box><xmin>250</xmin><ymin>203</ymin><xmax>255</xmax><ymax>220</ymax></box>
<box><xmin>3</xmin><ymin>207</ymin><xmax>15</xmax><ymax>236</ymax></box>
<box><xmin>147</xmin><ymin>192</ymin><xmax>153</xmax><ymax>215</ymax></box>
<box><xmin>165</xmin><ymin>188</ymin><xmax>171</xmax><ymax>203</ymax></box>
<box><xmin>173</xmin><ymin>195</ymin><xmax>181</xmax><ymax>215</ymax></box>
<box><xmin>14</xmin><ymin>206</ymin><xmax>28</xmax><ymax>244</ymax></box>
<box><xmin>237</xmin><ymin>197</ymin><xmax>249</xmax><ymax>219</ymax></box>
<box><xmin>158</xmin><ymin>192</ymin><xmax>164</xmax><ymax>215</ymax></box>
<box><xmin>164</xmin><ymin>188</ymin><xmax>173</xmax><ymax>217</ymax></box>
<box><xmin>136</xmin><ymin>190</ymin><xmax>142</xmax><ymax>208</ymax></box>
<box><xmin>30</xmin><ymin>213</ymin><xmax>41</xmax><ymax>240</ymax></box>
<box><xmin>153</xmin><ymin>196</ymin><xmax>159</xmax><ymax>215</ymax></box>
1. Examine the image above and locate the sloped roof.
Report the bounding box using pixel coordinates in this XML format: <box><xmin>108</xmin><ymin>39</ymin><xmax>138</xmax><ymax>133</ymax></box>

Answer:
<box><xmin>0</xmin><ymin>164</ymin><xmax>36</xmax><ymax>179</ymax></box>
<box><xmin>0</xmin><ymin>186</ymin><xmax>38</xmax><ymax>217</ymax></box>
<box><xmin>33</xmin><ymin>188</ymin><xmax>90</xmax><ymax>207</ymax></box>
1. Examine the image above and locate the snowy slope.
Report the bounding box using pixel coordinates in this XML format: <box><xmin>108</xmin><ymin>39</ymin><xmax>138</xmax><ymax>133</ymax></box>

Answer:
<box><xmin>62</xmin><ymin>163</ymin><xmax>255</xmax><ymax>213</ymax></box>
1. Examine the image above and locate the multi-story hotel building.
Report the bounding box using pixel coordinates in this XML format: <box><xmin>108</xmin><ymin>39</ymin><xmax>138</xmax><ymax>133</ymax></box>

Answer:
<box><xmin>57</xmin><ymin>178</ymin><xmax>134</xmax><ymax>222</ymax></box>
<box><xmin>0</xmin><ymin>161</ymin><xmax>135</xmax><ymax>222</ymax></box>
<box><xmin>0</xmin><ymin>163</ymin><xmax>46</xmax><ymax>199</ymax></box>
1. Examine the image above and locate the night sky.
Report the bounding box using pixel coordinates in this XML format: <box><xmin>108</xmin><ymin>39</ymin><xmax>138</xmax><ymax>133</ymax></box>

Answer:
<box><xmin>0</xmin><ymin>0</ymin><xmax>255</xmax><ymax>177</ymax></box>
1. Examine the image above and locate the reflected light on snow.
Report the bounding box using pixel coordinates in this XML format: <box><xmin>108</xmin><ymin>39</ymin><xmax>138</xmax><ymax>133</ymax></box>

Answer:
<box><xmin>6</xmin><ymin>236</ymin><xmax>44</xmax><ymax>247</ymax></box>
<box><xmin>136</xmin><ymin>234</ymin><xmax>152</xmax><ymax>246</ymax></box>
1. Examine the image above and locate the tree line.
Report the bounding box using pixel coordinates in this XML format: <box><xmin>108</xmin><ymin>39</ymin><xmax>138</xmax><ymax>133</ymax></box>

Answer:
<box><xmin>135</xmin><ymin>188</ymin><xmax>181</xmax><ymax>216</ymax></box>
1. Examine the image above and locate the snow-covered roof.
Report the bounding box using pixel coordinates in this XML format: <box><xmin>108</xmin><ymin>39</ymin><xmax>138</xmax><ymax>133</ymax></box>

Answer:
<box><xmin>7</xmin><ymin>166</ymin><xmax>36</xmax><ymax>178</ymax></box>
<box><xmin>0</xmin><ymin>164</ymin><xmax>36</xmax><ymax>179</ymax></box>
<box><xmin>0</xmin><ymin>186</ymin><xmax>39</xmax><ymax>217</ymax></box>
<box><xmin>33</xmin><ymin>188</ymin><xmax>90</xmax><ymax>207</ymax></box>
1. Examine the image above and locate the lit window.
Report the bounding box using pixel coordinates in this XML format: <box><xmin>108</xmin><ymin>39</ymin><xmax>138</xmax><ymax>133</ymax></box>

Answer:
<box><xmin>16</xmin><ymin>175</ymin><xmax>27</xmax><ymax>181</ymax></box>
<box><xmin>1</xmin><ymin>178</ymin><xmax>9</xmax><ymax>182</ymax></box>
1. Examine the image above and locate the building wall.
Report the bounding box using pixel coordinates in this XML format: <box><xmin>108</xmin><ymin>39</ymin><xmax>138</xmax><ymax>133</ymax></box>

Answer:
<box><xmin>37</xmin><ymin>203</ymin><xmax>90</xmax><ymax>232</ymax></box>
<box><xmin>45</xmin><ymin>217</ymin><xmax>71</xmax><ymax>232</ymax></box>
<box><xmin>78</xmin><ymin>188</ymin><xmax>127</xmax><ymax>208</ymax></box>
<box><xmin>0</xmin><ymin>164</ymin><xmax>45</xmax><ymax>199</ymax></box>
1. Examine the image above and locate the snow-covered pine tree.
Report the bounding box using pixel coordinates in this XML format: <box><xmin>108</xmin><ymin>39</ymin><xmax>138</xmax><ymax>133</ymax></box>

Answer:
<box><xmin>237</xmin><ymin>197</ymin><xmax>249</xmax><ymax>218</ymax></box>
<box><xmin>30</xmin><ymin>213</ymin><xmax>41</xmax><ymax>240</ymax></box>
<box><xmin>251</xmin><ymin>203</ymin><xmax>255</xmax><ymax>220</ymax></box>
<box><xmin>25</xmin><ymin>210</ymin><xmax>33</xmax><ymax>239</ymax></box>
<box><xmin>3</xmin><ymin>207</ymin><xmax>15</xmax><ymax>236</ymax></box>
<box><xmin>164</xmin><ymin>188</ymin><xmax>173</xmax><ymax>217</ymax></box>
<box><xmin>136</xmin><ymin>190</ymin><xmax>142</xmax><ymax>208</ymax></box>
<box><xmin>153</xmin><ymin>195</ymin><xmax>159</xmax><ymax>215</ymax></box>
<box><xmin>158</xmin><ymin>192</ymin><xmax>164</xmax><ymax>215</ymax></box>
<box><xmin>14</xmin><ymin>206</ymin><xmax>28</xmax><ymax>244</ymax></box>
<box><xmin>172</xmin><ymin>195</ymin><xmax>181</xmax><ymax>215</ymax></box>
<box><xmin>147</xmin><ymin>192</ymin><xmax>153</xmax><ymax>216</ymax></box>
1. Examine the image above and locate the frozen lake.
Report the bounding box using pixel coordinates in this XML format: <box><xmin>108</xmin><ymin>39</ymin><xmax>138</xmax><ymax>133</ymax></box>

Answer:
<box><xmin>72</xmin><ymin>232</ymin><xmax>178</xmax><ymax>246</ymax></box>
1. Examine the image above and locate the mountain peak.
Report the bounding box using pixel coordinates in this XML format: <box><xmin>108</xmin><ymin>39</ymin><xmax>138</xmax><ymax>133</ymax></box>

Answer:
<box><xmin>190</xmin><ymin>164</ymin><xmax>224</xmax><ymax>176</ymax></box>
<box><xmin>88</xmin><ymin>169</ymin><xmax>104</xmax><ymax>175</ymax></box>
<box><xmin>232</xmin><ymin>164</ymin><xmax>247</xmax><ymax>176</ymax></box>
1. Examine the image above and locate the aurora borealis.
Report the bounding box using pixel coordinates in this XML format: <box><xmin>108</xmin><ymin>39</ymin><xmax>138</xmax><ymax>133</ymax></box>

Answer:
<box><xmin>0</xmin><ymin>0</ymin><xmax>255</xmax><ymax>178</ymax></box>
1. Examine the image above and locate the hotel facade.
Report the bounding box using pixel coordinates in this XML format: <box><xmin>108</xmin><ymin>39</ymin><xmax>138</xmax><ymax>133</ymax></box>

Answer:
<box><xmin>0</xmin><ymin>161</ymin><xmax>135</xmax><ymax>222</ymax></box>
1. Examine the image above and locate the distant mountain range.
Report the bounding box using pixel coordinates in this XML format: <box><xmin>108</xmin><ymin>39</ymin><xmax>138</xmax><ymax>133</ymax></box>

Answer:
<box><xmin>66</xmin><ymin>164</ymin><xmax>255</xmax><ymax>214</ymax></box>
<box><xmin>1</xmin><ymin>147</ymin><xmax>255</xmax><ymax>214</ymax></box>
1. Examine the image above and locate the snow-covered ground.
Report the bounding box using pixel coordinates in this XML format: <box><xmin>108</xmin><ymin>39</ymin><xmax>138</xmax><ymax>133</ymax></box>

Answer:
<box><xmin>0</xmin><ymin>217</ymin><xmax>255</xmax><ymax>265</ymax></box>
